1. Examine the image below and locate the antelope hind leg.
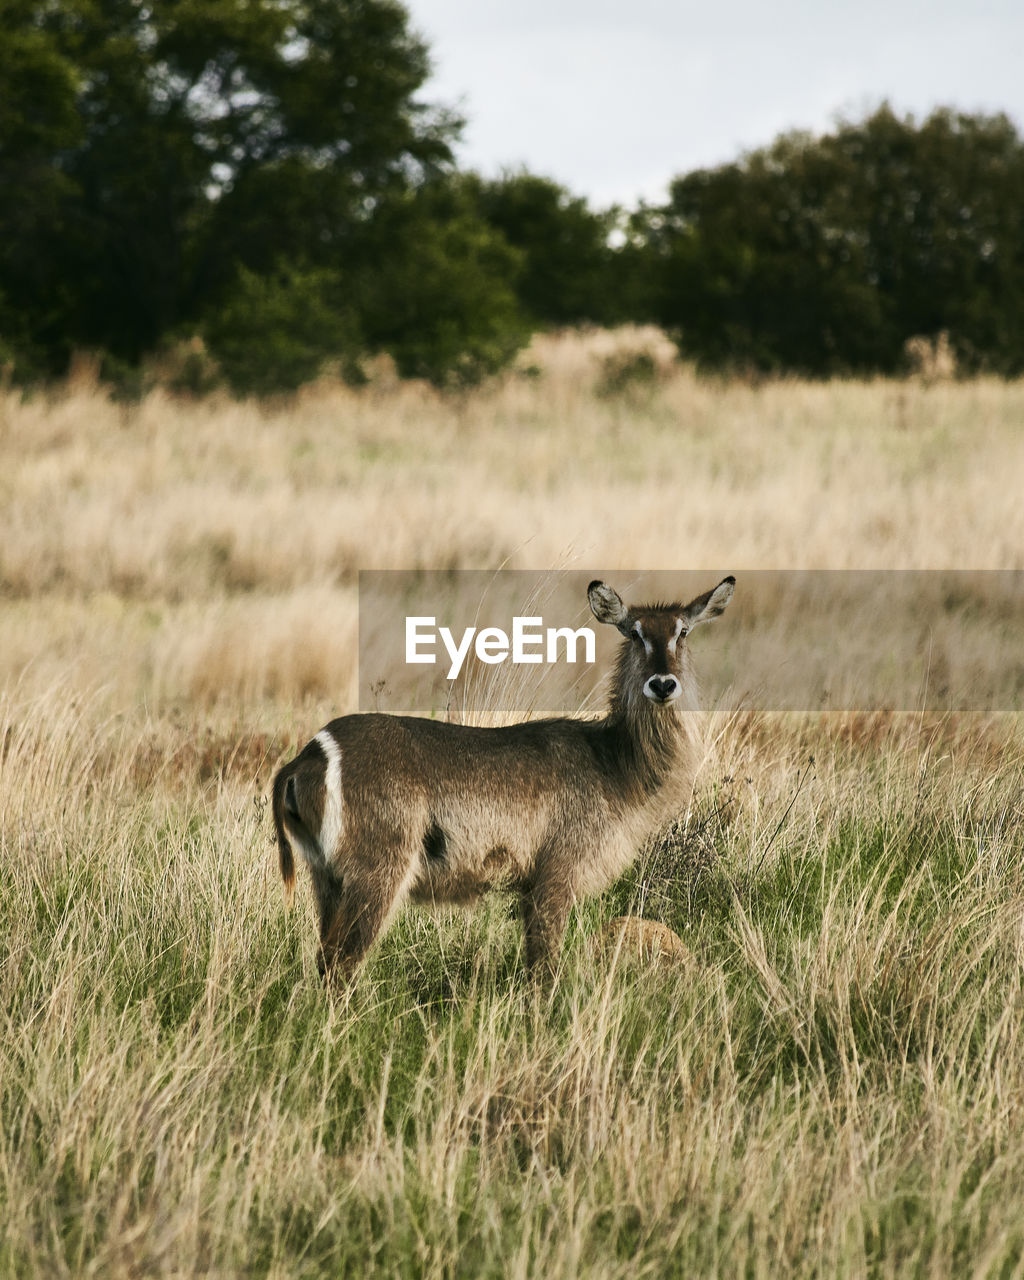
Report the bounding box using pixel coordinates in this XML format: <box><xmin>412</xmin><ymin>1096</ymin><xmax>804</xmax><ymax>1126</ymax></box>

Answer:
<box><xmin>319</xmin><ymin>845</ymin><xmax>418</xmax><ymax>983</ymax></box>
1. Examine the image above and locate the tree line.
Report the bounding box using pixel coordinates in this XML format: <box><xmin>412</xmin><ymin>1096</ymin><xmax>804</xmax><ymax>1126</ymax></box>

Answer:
<box><xmin>2</xmin><ymin>0</ymin><xmax>1023</xmax><ymax>393</ymax></box>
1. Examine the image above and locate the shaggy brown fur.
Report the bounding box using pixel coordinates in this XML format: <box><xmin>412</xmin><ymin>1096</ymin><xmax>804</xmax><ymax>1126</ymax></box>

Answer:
<box><xmin>272</xmin><ymin>577</ymin><xmax>734</xmax><ymax>980</ymax></box>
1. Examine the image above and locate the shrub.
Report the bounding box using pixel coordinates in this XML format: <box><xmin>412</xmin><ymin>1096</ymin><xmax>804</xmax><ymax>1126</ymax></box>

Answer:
<box><xmin>203</xmin><ymin>265</ymin><xmax>364</xmax><ymax>396</ymax></box>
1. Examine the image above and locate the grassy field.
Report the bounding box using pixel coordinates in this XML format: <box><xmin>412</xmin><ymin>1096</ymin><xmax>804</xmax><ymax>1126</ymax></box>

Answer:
<box><xmin>3</xmin><ymin>329</ymin><xmax>1024</xmax><ymax>1276</ymax></box>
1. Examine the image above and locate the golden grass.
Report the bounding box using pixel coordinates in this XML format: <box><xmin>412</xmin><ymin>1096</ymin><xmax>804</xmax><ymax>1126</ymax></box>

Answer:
<box><xmin>3</xmin><ymin>326</ymin><xmax>1023</xmax><ymax>717</ymax></box>
<box><xmin>3</xmin><ymin>328</ymin><xmax>1024</xmax><ymax>1275</ymax></box>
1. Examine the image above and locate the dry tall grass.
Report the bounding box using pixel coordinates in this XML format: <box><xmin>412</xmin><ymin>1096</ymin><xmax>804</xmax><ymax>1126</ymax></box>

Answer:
<box><xmin>2</xmin><ymin>329</ymin><xmax>1024</xmax><ymax>1276</ymax></box>
<box><xmin>4</xmin><ymin>326</ymin><xmax>1023</xmax><ymax>715</ymax></box>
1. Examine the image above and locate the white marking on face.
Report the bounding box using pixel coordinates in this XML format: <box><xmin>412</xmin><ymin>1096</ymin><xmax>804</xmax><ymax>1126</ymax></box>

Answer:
<box><xmin>315</xmin><ymin>729</ymin><xmax>344</xmax><ymax>857</ymax></box>
<box><xmin>633</xmin><ymin>622</ymin><xmax>654</xmax><ymax>656</ymax></box>
<box><xmin>667</xmin><ymin>617</ymin><xmax>685</xmax><ymax>655</ymax></box>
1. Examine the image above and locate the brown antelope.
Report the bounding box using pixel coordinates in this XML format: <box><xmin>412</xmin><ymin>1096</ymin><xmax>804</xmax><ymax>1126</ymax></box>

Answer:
<box><xmin>272</xmin><ymin>576</ymin><xmax>735</xmax><ymax>980</ymax></box>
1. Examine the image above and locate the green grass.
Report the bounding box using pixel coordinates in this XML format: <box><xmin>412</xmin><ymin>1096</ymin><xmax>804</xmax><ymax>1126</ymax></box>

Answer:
<box><xmin>3</xmin><ymin>694</ymin><xmax>1024</xmax><ymax>1276</ymax></box>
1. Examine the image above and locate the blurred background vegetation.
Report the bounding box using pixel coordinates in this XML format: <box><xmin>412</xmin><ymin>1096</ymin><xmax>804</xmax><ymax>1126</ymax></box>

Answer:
<box><xmin>2</xmin><ymin>0</ymin><xmax>1023</xmax><ymax>394</ymax></box>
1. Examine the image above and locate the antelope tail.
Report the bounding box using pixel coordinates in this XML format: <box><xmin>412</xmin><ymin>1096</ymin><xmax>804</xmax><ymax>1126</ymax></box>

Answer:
<box><xmin>272</xmin><ymin>770</ymin><xmax>296</xmax><ymax>906</ymax></box>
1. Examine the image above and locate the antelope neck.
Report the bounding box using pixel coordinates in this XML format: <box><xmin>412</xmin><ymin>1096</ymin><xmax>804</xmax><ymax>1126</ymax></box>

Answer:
<box><xmin>597</xmin><ymin>696</ymin><xmax>690</xmax><ymax>795</ymax></box>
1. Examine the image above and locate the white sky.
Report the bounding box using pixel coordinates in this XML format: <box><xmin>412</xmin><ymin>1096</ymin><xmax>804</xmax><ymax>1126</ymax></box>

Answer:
<box><xmin>406</xmin><ymin>0</ymin><xmax>1024</xmax><ymax>207</ymax></box>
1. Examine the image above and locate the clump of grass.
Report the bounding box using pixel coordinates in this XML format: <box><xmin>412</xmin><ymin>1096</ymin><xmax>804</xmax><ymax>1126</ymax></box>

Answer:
<box><xmin>595</xmin><ymin>349</ymin><xmax>660</xmax><ymax>400</ymax></box>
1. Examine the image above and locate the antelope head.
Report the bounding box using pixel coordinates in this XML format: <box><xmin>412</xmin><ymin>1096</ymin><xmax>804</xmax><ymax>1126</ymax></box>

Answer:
<box><xmin>588</xmin><ymin>576</ymin><xmax>735</xmax><ymax>708</ymax></box>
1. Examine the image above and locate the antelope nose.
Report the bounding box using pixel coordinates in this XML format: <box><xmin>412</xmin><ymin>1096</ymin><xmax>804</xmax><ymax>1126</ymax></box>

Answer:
<box><xmin>646</xmin><ymin>675</ymin><xmax>679</xmax><ymax>702</ymax></box>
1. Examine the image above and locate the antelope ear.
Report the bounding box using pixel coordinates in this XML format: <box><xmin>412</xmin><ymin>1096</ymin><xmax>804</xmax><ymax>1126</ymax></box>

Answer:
<box><xmin>684</xmin><ymin>575</ymin><xmax>736</xmax><ymax>628</ymax></box>
<box><xmin>588</xmin><ymin>580</ymin><xmax>629</xmax><ymax>627</ymax></box>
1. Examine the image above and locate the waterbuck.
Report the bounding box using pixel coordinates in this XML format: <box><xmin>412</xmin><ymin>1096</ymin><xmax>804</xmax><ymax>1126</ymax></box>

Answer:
<box><xmin>272</xmin><ymin>576</ymin><xmax>735</xmax><ymax>980</ymax></box>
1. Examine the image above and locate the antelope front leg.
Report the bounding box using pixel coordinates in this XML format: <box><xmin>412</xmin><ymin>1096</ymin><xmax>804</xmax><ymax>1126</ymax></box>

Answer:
<box><xmin>520</xmin><ymin>876</ymin><xmax>575</xmax><ymax>977</ymax></box>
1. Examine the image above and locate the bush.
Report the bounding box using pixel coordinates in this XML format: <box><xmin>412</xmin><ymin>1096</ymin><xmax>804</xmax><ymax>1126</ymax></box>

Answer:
<box><xmin>467</xmin><ymin>171</ymin><xmax>624</xmax><ymax>326</ymax></box>
<box><xmin>595</xmin><ymin>349</ymin><xmax>660</xmax><ymax>399</ymax></box>
<box><xmin>359</xmin><ymin>184</ymin><xmax>531</xmax><ymax>388</ymax></box>
<box><xmin>646</xmin><ymin>106</ymin><xmax>1024</xmax><ymax>377</ymax></box>
<box><xmin>203</xmin><ymin>265</ymin><xmax>364</xmax><ymax>396</ymax></box>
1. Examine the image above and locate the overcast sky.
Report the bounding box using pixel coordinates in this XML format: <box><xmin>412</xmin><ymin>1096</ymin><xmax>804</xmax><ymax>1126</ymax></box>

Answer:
<box><xmin>406</xmin><ymin>0</ymin><xmax>1024</xmax><ymax>207</ymax></box>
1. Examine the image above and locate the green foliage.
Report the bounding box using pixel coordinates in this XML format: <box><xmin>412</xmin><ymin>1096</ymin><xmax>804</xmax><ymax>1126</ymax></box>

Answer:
<box><xmin>204</xmin><ymin>264</ymin><xmax>364</xmax><ymax>396</ymax></box>
<box><xmin>357</xmin><ymin>183</ymin><xmax>531</xmax><ymax>387</ymax></box>
<box><xmin>647</xmin><ymin>106</ymin><xmax>1024</xmax><ymax>376</ymax></box>
<box><xmin>3</xmin><ymin>7</ymin><xmax>1024</xmax><ymax>393</ymax></box>
<box><xmin>0</xmin><ymin>0</ymin><xmax>471</xmax><ymax>388</ymax></box>
<box><xmin>466</xmin><ymin>171</ymin><xmax>625</xmax><ymax>326</ymax></box>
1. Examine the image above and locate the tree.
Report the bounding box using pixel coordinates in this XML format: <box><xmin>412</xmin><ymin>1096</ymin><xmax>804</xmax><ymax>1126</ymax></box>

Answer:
<box><xmin>200</xmin><ymin>180</ymin><xmax>531</xmax><ymax>392</ymax></box>
<box><xmin>0</xmin><ymin>0</ymin><xmax>460</xmax><ymax>378</ymax></box>
<box><xmin>0</xmin><ymin>0</ymin><xmax>85</xmax><ymax>375</ymax></box>
<box><xmin>647</xmin><ymin>107</ymin><xmax>1024</xmax><ymax>376</ymax></box>
<box><xmin>465</xmin><ymin>172</ymin><xmax>623</xmax><ymax>327</ymax></box>
<box><xmin>203</xmin><ymin>264</ymin><xmax>363</xmax><ymax>396</ymax></box>
<box><xmin>355</xmin><ymin>181</ymin><xmax>529</xmax><ymax>387</ymax></box>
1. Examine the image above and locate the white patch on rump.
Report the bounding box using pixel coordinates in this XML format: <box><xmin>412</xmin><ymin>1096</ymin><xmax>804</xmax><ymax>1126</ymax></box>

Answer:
<box><xmin>315</xmin><ymin>729</ymin><xmax>344</xmax><ymax>858</ymax></box>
